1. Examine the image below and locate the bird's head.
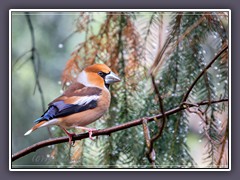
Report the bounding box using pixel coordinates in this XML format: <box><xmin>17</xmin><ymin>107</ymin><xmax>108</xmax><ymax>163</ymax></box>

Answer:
<box><xmin>77</xmin><ymin>64</ymin><xmax>121</xmax><ymax>89</ymax></box>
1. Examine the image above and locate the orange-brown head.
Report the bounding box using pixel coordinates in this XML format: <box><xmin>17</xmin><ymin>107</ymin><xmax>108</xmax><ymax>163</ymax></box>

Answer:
<box><xmin>77</xmin><ymin>64</ymin><xmax>121</xmax><ymax>89</ymax></box>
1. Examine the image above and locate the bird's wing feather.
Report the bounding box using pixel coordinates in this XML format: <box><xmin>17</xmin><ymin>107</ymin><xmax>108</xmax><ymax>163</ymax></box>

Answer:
<box><xmin>34</xmin><ymin>83</ymin><xmax>102</xmax><ymax>123</ymax></box>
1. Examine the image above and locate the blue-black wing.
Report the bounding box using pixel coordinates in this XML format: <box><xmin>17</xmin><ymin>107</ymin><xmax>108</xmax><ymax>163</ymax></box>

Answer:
<box><xmin>34</xmin><ymin>83</ymin><xmax>102</xmax><ymax>123</ymax></box>
<box><xmin>34</xmin><ymin>100</ymin><xmax>97</xmax><ymax>123</ymax></box>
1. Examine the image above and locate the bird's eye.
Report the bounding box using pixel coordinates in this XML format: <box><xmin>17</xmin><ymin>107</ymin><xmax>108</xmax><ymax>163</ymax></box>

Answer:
<box><xmin>98</xmin><ymin>71</ymin><xmax>105</xmax><ymax>77</ymax></box>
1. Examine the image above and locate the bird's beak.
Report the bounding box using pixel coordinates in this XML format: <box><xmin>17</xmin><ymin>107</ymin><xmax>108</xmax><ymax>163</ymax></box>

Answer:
<box><xmin>105</xmin><ymin>71</ymin><xmax>121</xmax><ymax>84</ymax></box>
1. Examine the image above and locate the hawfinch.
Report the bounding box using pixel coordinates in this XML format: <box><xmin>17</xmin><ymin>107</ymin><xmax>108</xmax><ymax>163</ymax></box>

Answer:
<box><xmin>24</xmin><ymin>64</ymin><xmax>120</xmax><ymax>145</ymax></box>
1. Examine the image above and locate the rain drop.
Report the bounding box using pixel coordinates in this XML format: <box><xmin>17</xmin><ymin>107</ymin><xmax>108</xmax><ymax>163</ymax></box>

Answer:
<box><xmin>51</xmin><ymin>126</ymin><xmax>56</xmax><ymax>131</ymax></box>
<box><xmin>214</xmin><ymin>66</ymin><xmax>218</xmax><ymax>70</ymax></box>
<box><xmin>217</xmin><ymin>119</ymin><xmax>222</xmax><ymax>125</ymax></box>
<box><xmin>198</xmin><ymin>139</ymin><xmax>202</xmax><ymax>143</ymax></box>
<box><xmin>60</xmin><ymin>89</ymin><xmax>64</xmax><ymax>94</ymax></box>
<box><xmin>203</xmin><ymin>50</ymin><xmax>206</xmax><ymax>54</ymax></box>
<box><xmin>66</xmin><ymin>82</ymin><xmax>71</xmax><ymax>86</ymax></box>
<box><xmin>58</xmin><ymin>43</ymin><xmax>64</xmax><ymax>48</ymax></box>
<box><xmin>58</xmin><ymin>81</ymin><xmax>61</xmax><ymax>85</ymax></box>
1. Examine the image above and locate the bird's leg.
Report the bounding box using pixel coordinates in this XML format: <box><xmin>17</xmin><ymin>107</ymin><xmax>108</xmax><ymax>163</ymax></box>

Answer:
<box><xmin>75</xmin><ymin>126</ymin><xmax>97</xmax><ymax>140</ymax></box>
<box><xmin>60</xmin><ymin>126</ymin><xmax>76</xmax><ymax>146</ymax></box>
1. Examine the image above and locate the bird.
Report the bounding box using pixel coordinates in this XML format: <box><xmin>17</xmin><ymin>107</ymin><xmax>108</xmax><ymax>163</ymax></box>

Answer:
<box><xmin>24</xmin><ymin>64</ymin><xmax>121</xmax><ymax>145</ymax></box>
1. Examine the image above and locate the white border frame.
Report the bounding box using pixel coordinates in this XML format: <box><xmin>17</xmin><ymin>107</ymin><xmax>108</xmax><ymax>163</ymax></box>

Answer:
<box><xmin>9</xmin><ymin>9</ymin><xmax>231</xmax><ymax>171</ymax></box>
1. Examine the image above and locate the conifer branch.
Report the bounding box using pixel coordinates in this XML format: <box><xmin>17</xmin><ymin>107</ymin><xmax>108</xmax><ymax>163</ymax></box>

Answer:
<box><xmin>181</xmin><ymin>44</ymin><xmax>228</xmax><ymax>102</ymax></box>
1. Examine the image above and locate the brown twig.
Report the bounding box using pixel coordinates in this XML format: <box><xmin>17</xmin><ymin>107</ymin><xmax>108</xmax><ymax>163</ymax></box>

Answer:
<box><xmin>148</xmin><ymin>75</ymin><xmax>166</xmax><ymax>150</ymax></box>
<box><xmin>12</xmin><ymin>98</ymin><xmax>228</xmax><ymax>162</ymax></box>
<box><xmin>217</xmin><ymin>121</ymin><xmax>228</xmax><ymax>167</ymax></box>
<box><xmin>181</xmin><ymin>44</ymin><xmax>228</xmax><ymax>103</ymax></box>
<box><xmin>142</xmin><ymin>118</ymin><xmax>156</xmax><ymax>168</ymax></box>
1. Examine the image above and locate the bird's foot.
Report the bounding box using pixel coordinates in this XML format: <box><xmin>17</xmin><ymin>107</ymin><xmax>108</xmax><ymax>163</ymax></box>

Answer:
<box><xmin>75</xmin><ymin>126</ymin><xmax>97</xmax><ymax>140</ymax></box>
<box><xmin>67</xmin><ymin>132</ymin><xmax>76</xmax><ymax>146</ymax></box>
<box><xmin>60</xmin><ymin>126</ymin><xmax>76</xmax><ymax>146</ymax></box>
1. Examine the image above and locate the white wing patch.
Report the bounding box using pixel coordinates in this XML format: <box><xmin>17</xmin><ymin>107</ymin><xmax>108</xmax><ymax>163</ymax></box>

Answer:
<box><xmin>74</xmin><ymin>95</ymin><xmax>99</xmax><ymax>106</ymax></box>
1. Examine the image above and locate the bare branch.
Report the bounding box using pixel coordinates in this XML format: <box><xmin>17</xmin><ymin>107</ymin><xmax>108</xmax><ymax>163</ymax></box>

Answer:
<box><xmin>181</xmin><ymin>44</ymin><xmax>228</xmax><ymax>103</ymax></box>
<box><xmin>217</xmin><ymin>121</ymin><xmax>228</xmax><ymax>167</ymax></box>
<box><xmin>12</xmin><ymin>98</ymin><xmax>228</xmax><ymax>162</ymax></box>
<box><xmin>25</xmin><ymin>12</ymin><xmax>46</xmax><ymax>112</ymax></box>
<box><xmin>12</xmin><ymin>49</ymin><xmax>32</xmax><ymax>68</ymax></box>
<box><xmin>142</xmin><ymin>118</ymin><xmax>156</xmax><ymax>168</ymax></box>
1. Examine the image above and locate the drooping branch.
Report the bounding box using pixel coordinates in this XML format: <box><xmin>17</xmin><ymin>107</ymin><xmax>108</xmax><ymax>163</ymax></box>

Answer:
<box><xmin>181</xmin><ymin>44</ymin><xmax>228</xmax><ymax>102</ymax></box>
<box><xmin>25</xmin><ymin>12</ymin><xmax>46</xmax><ymax>112</ymax></box>
<box><xmin>12</xmin><ymin>98</ymin><xmax>228</xmax><ymax>162</ymax></box>
<box><xmin>143</xmin><ymin>75</ymin><xmax>167</xmax><ymax>166</ymax></box>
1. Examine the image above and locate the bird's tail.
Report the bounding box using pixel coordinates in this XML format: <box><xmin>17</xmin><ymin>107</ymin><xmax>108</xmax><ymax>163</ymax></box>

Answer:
<box><xmin>24</xmin><ymin>120</ymin><xmax>48</xmax><ymax>136</ymax></box>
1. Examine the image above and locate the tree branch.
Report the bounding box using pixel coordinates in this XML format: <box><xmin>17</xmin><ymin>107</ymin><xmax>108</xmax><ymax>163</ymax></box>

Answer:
<box><xmin>25</xmin><ymin>12</ymin><xmax>46</xmax><ymax>112</ymax></box>
<box><xmin>181</xmin><ymin>44</ymin><xmax>228</xmax><ymax>102</ymax></box>
<box><xmin>12</xmin><ymin>98</ymin><xmax>228</xmax><ymax>162</ymax></box>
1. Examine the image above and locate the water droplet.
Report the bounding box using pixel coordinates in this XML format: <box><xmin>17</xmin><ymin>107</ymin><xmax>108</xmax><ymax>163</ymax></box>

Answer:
<box><xmin>224</xmin><ymin>80</ymin><xmax>228</xmax><ymax>84</ymax></box>
<box><xmin>217</xmin><ymin>119</ymin><xmax>222</xmax><ymax>125</ymax></box>
<box><xmin>217</xmin><ymin>82</ymin><xmax>221</xmax><ymax>86</ymax></box>
<box><xmin>58</xmin><ymin>43</ymin><xmax>64</xmax><ymax>48</ymax></box>
<box><xmin>58</xmin><ymin>81</ymin><xmax>61</xmax><ymax>85</ymax></box>
<box><xmin>213</xmin><ymin>35</ymin><xmax>217</xmax><ymax>39</ymax></box>
<box><xmin>66</xmin><ymin>82</ymin><xmax>71</xmax><ymax>86</ymax></box>
<box><xmin>47</xmin><ymin>154</ymin><xmax>50</xmax><ymax>158</ymax></box>
<box><xmin>60</xmin><ymin>89</ymin><xmax>64</xmax><ymax>94</ymax></box>
<box><xmin>198</xmin><ymin>139</ymin><xmax>202</xmax><ymax>143</ymax></box>
<box><xmin>198</xmin><ymin>51</ymin><xmax>202</xmax><ymax>55</ymax></box>
<box><xmin>203</xmin><ymin>50</ymin><xmax>206</xmax><ymax>54</ymax></box>
<box><xmin>51</xmin><ymin>126</ymin><xmax>56</xmax><ymax>131</ymax></box>
<box><xmin>214</xmin><ymin>66</ymin><xmax>218</xmax><ymax>70</ymax></box>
